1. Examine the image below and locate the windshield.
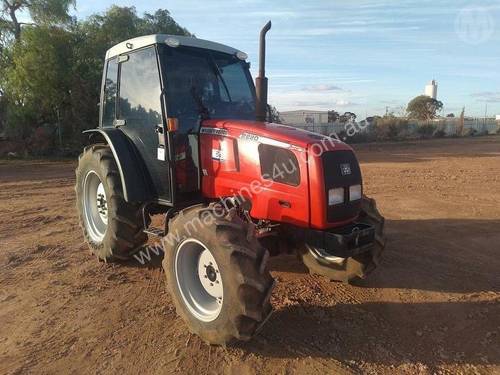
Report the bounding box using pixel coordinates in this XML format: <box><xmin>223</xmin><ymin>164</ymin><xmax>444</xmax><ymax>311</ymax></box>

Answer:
<box><xmin>160</xmin><ymin>45</ymin><xmax>256</xmax><ymax>127</ymax></box>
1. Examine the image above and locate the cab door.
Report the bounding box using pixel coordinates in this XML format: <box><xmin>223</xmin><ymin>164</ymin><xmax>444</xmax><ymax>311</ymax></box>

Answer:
<box><xmin>115</xmin><ymin>46</ymin><xmax>172</xmax><ymax>203</ymax></box>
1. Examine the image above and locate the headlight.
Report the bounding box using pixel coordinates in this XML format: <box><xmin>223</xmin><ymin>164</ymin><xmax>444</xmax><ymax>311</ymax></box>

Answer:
<box><xmin>328</xmin><ymin>187</ymin><xmax>344</xmax><ymax>205</ymax></box>
<box><xmin>349</xmin><ymin>184</ymin><xmax>362</xmax><ymax>201</ymax></box>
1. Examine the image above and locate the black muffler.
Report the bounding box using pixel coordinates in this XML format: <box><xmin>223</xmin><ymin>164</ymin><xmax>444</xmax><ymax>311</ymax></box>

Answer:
<box><xmin>255</xmin><ymin>20</ymin><xmax>272</xmax><ymax>122</ymax></box>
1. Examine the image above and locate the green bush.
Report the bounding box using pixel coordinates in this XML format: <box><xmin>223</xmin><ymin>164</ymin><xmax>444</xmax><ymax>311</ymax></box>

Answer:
<box><xmin>465</xmin><ymin>128</ymin><xmax>478</xmax><ymax>137</ymax></box>
<box><xmin>336</xmin><ymin>130</ymin><xmax>375</xmax><ymax>144</ymax></box>
<box><xmin>27</xmin><ymin>126</ymin><xmax>56</xmax><ymax>156</ymax></box>
<box><xmin>433</xmin><ymin>129</ymin><xmax>446</xmax><ymax>138</ymax></box>
<box><xmin>416</xmin><ymin>123</ymin><xmax>437</xmax><ymax>138</ymax></box>
<box><xmin>373</xmin><ymin>117</ymin><xmax>410</xmax><ymax>141</ymax></box>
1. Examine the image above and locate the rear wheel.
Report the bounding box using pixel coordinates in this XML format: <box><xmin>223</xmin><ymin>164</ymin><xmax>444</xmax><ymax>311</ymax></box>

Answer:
<box><xmin>75</xmin><ymin>144</ymin><xmax>148</xmax><ymax>261</ymax></box>
<box><xmin>163</xmin><ymin>204</ymin><xmax>275</xmax><ymax>345</ymax></box>
<box><xmin>299</xmin><ymin>195</ymin><xmax>386</xmax><ymax>283</ymax></box>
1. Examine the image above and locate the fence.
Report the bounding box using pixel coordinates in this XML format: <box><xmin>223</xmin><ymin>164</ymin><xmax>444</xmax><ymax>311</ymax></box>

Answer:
<box><xmin>432</xmin><ymin>118</ymin><xmax>498</xmax><ymax>136</ymax></box>
<box><xmin>286</xmin><ymin>118</ymin><xmax>499</xmax><ymax>138</ymax></box>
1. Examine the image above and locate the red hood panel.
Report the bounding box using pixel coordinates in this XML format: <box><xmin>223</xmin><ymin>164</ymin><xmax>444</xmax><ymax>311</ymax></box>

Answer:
<box><xmin>202</xmin><ymin>119</ymin><xmax>353</xmax><ymax>152</ymax></box>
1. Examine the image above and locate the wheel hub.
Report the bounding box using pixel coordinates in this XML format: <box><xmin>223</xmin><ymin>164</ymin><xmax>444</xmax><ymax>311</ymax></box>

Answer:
<box><xmin>96</xmin><ymin>182</ymin><xmax>108</xmax><ymax>223</ymax></box>
<box><xmin>197</xmin><ymin>249</ymin><xmax>223</xmax><ymax>300</ymax></box>
<box><xmin>175</xmin><ymin>239</ymin><xmax>224</xmax><ymax>322</ymax></box>
<box><xmin>82</xmin><ymin>171</ymin><xmax>108</xmax><ymax>243</ymax></box>
<box><xmin>205</xmin><ymin>265</ymin><xmax>217</xmax><ymax>282</ymax></box>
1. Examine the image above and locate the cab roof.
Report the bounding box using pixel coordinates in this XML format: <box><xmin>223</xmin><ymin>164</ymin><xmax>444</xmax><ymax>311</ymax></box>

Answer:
<box><xmin>105</xmin><ymin>34</ymin><xmax>244</xmax><ymax>60</ymax></box>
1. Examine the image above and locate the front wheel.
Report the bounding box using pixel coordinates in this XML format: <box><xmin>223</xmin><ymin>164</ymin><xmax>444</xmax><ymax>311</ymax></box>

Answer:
<box><xmin>162</xmin><ymin>204</ymin><xmax>275</xmax><ymax>345</ymax></box>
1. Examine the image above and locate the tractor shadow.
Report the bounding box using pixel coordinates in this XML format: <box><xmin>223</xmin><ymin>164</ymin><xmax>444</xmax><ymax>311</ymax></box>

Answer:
<box><xmin>245</xmin><ymin>217</ymin><xmax>500</xmax><ymax>367</ymax></box>
<box><xmin>269</xmin><ymin>218</ymin><xmax>500</xmax><ymax>294</ymax></box>
<box><xmin>240</xmin><ymin>300</ymin><xmax>499</xmax><ymax>367</ymax></box>
<box><xmin>360</xmin><ymin>218</ymin><xmax>500</xmax><ymax>294</ymax></box>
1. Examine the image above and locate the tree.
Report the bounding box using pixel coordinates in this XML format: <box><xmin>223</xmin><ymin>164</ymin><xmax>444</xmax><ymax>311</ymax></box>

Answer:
<box><xmin>339</xmin><ymin>111</ymin><xmax>357</xmax><ymax>124</ymax></box>
<box><xmin>327</xmin><ymin>109</ymin><xmax>339</xmax><ymax>123</ymax></box>
<box><xmin>1</xmin><ymin>6</ymin><xmax>191</xmax><ymax>153</ymax></box>
<box><xmin>139</xmin><ymin>9</ymin><xmax>191</xmax><ymax>36</ymax></box>
<box><xmin>3</xmin><ymin>25</ymin><xmax>74</xmax><ymax>141</ymax></box>
<box><xmin>406</xmin><ymin>95</ymin><xmax>444</xmax><ymax>121</ymax></box>
<box><xmin>446</xmin><ymin>113</ymin><xmax>455</xmax><ymax>118</ymax></box>
<box><xmin>0</xmin><ymin>0</ymin><xmax>75</xmax><ymax>41</ymax></box>
<box><xmin>268</xmin><ymin>105</ymin><xmax>282</xmax><ymax>123</ymax></box>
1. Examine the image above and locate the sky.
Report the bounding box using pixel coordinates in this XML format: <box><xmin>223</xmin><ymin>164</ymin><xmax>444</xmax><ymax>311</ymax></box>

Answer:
<box><xmin>72</xmin><ymin>0</ymin><xmax>500</xmax><ymax>117</ymax></box>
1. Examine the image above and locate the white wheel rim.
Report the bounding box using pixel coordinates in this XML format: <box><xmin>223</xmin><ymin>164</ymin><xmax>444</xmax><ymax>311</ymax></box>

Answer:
<box><xmin>174</xmin><ymin>238</ymin><xmax>223</xmax><ymax>322</ymax></box>
<box><xmin>83</xmin><ymin>170</ymin><xmax>108</xmax><ymax>243</ymax></box>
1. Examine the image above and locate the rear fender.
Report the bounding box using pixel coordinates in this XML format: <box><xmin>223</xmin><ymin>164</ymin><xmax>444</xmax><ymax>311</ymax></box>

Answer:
<box><xmin>83</xmin><ymin>128</ymin><xmax>154</xmax><ymax>203</ymax></box>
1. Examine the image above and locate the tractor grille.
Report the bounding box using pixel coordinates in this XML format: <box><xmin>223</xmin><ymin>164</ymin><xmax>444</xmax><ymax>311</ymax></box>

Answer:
<box><xmin>321</xmin><ymin>150</ymin><xmax>362</xmax><ymax>223</ymax></box>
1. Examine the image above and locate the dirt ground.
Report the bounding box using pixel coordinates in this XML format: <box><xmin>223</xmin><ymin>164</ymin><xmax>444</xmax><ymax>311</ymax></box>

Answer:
<box><xmin>0</xmin><ymin>136</ymin><xmax>499</xmax><ymax>375</ymax></box>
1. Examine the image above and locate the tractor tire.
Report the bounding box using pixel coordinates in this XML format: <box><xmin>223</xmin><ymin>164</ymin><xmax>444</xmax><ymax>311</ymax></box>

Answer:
<box><xmin>162</xmin><ymin>204</ymin><xmax>275</xmax><ymax>345</ymax></box>
<box><xmin>75</xmin><ymin>144</ymin><xmax>148</xmax><ymax>261</ymax></box>
<box><xmin>299</xmin><ymin>195</ymin><xmax>386</xmax><ymax>283</ymax></box>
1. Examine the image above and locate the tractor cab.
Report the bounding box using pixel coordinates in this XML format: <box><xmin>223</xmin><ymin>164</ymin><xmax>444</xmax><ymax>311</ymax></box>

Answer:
<box><xmin>99</xmin><ymin>34</ymin><xmax>257</xmax><ymax>205</ymax></box>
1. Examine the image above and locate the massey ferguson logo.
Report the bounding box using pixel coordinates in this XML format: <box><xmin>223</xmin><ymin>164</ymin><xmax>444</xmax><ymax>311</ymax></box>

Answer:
<box><xmin>340</xmin><ymin>163</ymin><xmax>352</xmax><ymax>176</ymax></box>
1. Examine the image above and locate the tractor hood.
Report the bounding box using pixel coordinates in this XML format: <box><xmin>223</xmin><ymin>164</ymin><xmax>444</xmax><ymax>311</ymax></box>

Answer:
<box><xmin>201</xmin><ymin>119</ymin><xmax>353</xmax><ymax>152</ymax></box>
<box><xmin>199</xmin><ymin>118</ymin><xmax>362</xmax><ymax>230</ymax></box>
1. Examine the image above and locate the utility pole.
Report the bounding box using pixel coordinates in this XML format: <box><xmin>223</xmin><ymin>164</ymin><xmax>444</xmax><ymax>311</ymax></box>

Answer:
<box><xmin>484</xmin><ymin>103</ymin><xmax>488</xmax><ymax>127</ymax></box>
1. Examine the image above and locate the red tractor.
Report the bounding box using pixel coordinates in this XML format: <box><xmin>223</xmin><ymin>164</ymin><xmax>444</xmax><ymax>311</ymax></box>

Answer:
<box><xmin>76</xmin><ymin>22</ymin><xmax>385</xmax><ymax>345</ymax></box>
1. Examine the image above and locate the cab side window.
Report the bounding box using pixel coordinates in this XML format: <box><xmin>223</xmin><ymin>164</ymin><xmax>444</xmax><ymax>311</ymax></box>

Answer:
<box><xmin>102</xmin><ymin>58</ymin><xmax>118</xmax><ymax>127</ymax></box>
<box><xmin>118</xmin><ymin>47</ymin><xmax>162</xmax><ymax>126</ymax></box>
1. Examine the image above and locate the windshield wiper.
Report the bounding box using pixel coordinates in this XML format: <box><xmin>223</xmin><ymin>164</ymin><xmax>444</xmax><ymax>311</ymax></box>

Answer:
<box><xmin>209</xmin><ymin>53</ymin><xmax>232</xmax><ymax>102</ymax></box>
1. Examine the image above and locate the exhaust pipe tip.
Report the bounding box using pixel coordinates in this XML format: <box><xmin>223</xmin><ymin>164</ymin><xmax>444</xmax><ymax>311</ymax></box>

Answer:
<box><xmin>259</xmin><ymin>21</ymin><xmax>272</xmax><ymax>77</ymax></box>
<box><xmin>256</xmin><ymin>20</ymin><xmax>272</xmax><ymax>122</ymax></box>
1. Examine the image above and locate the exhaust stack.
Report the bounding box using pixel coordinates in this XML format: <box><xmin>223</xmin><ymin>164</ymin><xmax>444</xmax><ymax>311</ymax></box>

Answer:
<box><xmin>255</xmin><ymin>20</ymin><xmax>272</xmax><ymax>122</ymax></box>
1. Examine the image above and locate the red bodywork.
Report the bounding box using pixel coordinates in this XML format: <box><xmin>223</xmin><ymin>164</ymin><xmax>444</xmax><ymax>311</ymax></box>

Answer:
<box><xmin>200</xmin><ymin>119</ymin><xmax>359</xmax><ymax>230</ymax></box>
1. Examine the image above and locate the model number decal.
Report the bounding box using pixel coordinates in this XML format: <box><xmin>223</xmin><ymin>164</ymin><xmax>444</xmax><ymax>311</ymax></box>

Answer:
<box><xmin>239</xmin><ymin>132</ymin><xmax>304</xmax><ymax>152</ymax></box>
<box><xmin>239</xmin><ymin>133</ymin><xmax>260</xmax><ymax>142</ymax></box>
<box><xmin>200</xmin><ymin>127</ymin><xmax>228</xmax><ymax>136</ymax></box>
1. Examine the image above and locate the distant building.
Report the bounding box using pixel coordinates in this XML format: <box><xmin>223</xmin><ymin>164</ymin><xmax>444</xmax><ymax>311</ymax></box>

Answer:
<box><xmin>496</xmin><ymin>115</ymin><xmax>500</xmax><ymax>121</ymax></box>
<box><xmin>424</xmin><ymin>80</ymin><xmax>438</xmax><ymax>99</ymax></box>
<box><xmin>280</xmin><ymin>110</ymin><xmax>330</xmax><ymax>125</ymax></box>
